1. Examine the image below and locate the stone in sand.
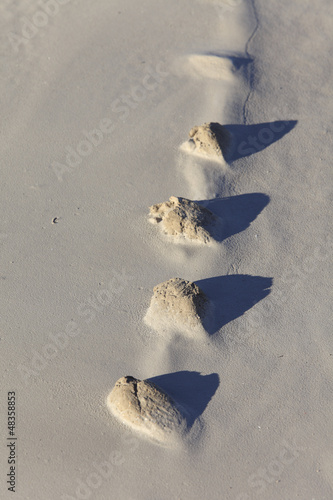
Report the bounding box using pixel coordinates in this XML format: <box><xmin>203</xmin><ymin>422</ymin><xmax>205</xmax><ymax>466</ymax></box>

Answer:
<box><xmin>150</xmin><ymin>277</ymin><xmax>208</xmax><ymax>326</ymax></box>
<box><xmin>188</xmin><ymin>122</ymin><xmax>230</xmax><ymax>160</ymax></box>
<box><xmin>149</xmin><ymin>196</ymin><xmax>218</xmax><ymax>243</ymax></box>
<box><xmin>107</xmin><ymin>376</ymin><xmax>187</xmax><ymax>443</ymax></box>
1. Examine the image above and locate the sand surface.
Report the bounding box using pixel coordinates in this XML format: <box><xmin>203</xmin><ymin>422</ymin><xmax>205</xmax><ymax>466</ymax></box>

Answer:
<box><xmin>1</xmin><ymin>1</ymin><xmax>333</xmax><ymax>499</ymax></box>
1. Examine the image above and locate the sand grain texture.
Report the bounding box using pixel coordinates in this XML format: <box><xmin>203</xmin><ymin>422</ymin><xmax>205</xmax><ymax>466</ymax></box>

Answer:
<box><xmin>1</xmin><ymin>0</ymin><xmax>332</xmax><ymax>498</ymax></box>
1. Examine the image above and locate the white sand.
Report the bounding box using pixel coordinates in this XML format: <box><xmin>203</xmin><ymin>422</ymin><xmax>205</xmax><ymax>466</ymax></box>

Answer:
<box><xmin>1</xmin><ymin>0</ymin><xmax>333</xmax><ymax>499</ymax></box>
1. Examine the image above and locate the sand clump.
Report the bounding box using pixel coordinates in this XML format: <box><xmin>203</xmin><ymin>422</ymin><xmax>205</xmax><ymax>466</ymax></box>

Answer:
<box><xmin>149</xmin><ymin>196</ymin><xmax>221</xmax><ymax>243</ymax></box>
<box><xmin>144</xmin><ymin>278</ymin><xmax>209</xmax><ymax>336</ymax></box>
<box><xmin>107</xmin><ymin>376</ymin><xmax>187</xmax><ymax>444</ymax></box>
<box><xmin>187</xmin><ymin>122</ymin><xmax>230</xmax><ymax>161</ymax></box>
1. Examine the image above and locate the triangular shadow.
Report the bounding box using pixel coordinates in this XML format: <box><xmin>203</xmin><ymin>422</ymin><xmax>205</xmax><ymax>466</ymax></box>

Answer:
<box><xmin>148</xmin><ymin>371</ymin><xmax>219</xmax><ymax>427</ymax></box>
<box><xmin>195</xmin><ymin>274</ymin><xmax>273</xmax><ymax>335</ymax></box>
<box><xmin>199</xmin><ymin>192</ymin><xmax>270</xmax><ymax>241</ymax></box>
<box><xmin>223</xmin><ymin>120</ymin><xmax>297</xmax><ymax>162</ymax></box>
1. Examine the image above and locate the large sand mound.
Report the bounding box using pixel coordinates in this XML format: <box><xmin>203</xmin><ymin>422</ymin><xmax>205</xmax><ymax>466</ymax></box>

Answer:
<box><xmin>107</xmin><ymin>376</ymin><xmax>187</xmax><ymax>445</ymax></box>
<box><xmin>185</xmin><ymin>122</ymin><xmax>231</xmax><ymax>161</ymax></box>
<box><xmin>149</xmin><ymin>196</ymin><xmax>222</xmax><ymax>243</ymax></box>
<box><xmin>144</xmin><ymin>278</ymin><xmax>210</xmax><ymax>337</ymax></box>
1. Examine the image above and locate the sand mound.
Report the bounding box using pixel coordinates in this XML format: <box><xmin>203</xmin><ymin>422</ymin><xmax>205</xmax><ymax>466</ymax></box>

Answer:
<box><xmin>149</xmin><ymin>196</ymin><xmax>221</xmax><ymax>243</ymax></box>
<box><xmin>185</xmin><ymin>122</ymin><xmax>231</xmax><ymax>161</ymax></box>
<box><xmin>187</xmin><ymin>54</ymin><xmax>235</xmax><ymax>80</ymax></box>
<box><xmin>107</xmin><ymin>376</ymin><xmax>187</xmax><ymax>445</ymax></box>
<box><xmin>144</xmin><ymin>278</ymin><xmax>209</xmax><ymax>337</ymax></box>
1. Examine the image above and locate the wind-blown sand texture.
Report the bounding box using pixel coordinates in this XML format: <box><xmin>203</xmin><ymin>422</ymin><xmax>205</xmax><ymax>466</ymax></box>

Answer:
<box><xmin>1</xmin><ymin>0</ymin><xmax>333</xmax><ymax>499</ymax></box>
<box><xmin>186</xmin><ymin>54</ymin><xmax>237</xmax><ymax>80</ymax></box>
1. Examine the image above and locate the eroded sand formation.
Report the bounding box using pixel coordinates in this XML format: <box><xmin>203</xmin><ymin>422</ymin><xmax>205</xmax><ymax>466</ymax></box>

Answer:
<box><xmin>149</xmin><ymin>196</ymin><xmax>220</xmax><ymax>243</ymax></box>
<box><xmin>107</xmin><ymin>376</ymin><xmax>187</xmax><ymax>444</ymax></box>
<box><xmin>187</xmin><ymin>122</ymin><xmax>230</xmax><ymax>160</ymax></box>
<box><xmin>144</xmin><ymin>278</ymin><xmax>209</xmax><ymax>335</ymax></box>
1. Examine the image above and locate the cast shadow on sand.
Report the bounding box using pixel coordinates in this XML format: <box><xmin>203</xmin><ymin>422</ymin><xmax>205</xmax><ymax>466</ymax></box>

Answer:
<box><xmin>196</xmin><ymin>274</ymin><xmax>273</xmax><ymax>335</ymax></box>
<box><xmin>199</xmin><ymin>192</ymin><xmax>270</xmax><ymax>242</ymax></box>
<box><xmin>222</xmin><ymin>120</ymin><xmax>297</xmax><ymax>162</ymax></box>
<box><xmin>149</xmin><ymin>371</ymin><xmax>219</xmax><ymax>428</ymax></box>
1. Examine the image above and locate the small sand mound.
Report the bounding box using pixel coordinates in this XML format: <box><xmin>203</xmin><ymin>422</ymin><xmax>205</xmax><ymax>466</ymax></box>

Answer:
<box><xmin>107</xmin><ymin>376</ymin><xmax>187</xmax><ymax>445</ymax></box>
<box><xmin>187</xmin><ymin>122</ymin><xmax>230</xmax><ymax>161</ymax></box>
<box><xmin>187</xmin><ymin>54</ymin><xmax>235</xmax><ymax>80</ymax></box>
<box><xmin>144</xmin><ymin>278</ymin><xmax>209</xmax><ymax>336</ymax></box>
<box><xmin>149</xmin><ymin>196</ymin><xmax>220</xmax><ymax>243</ymax></box>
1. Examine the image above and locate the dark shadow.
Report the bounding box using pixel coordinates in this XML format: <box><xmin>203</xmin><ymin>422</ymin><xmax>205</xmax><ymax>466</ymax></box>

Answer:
<box><xmin>195</xmin><ymin>274</ymin><xmax>273</xmax><ymax>335</ymax></box>
<box><xmin>148</xmin><ymin>371</ymin><xmax>219</xmax><ymax>427</ymax></box>
<box><xmin>223</xmin><ymin>120</ymin><xmax>297</xmax><ymax>162</ymax></box>
<box><xmin>198</xmin><ymin>192</ymin><xmax>270</xmax><ymax>241</ymax></box>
